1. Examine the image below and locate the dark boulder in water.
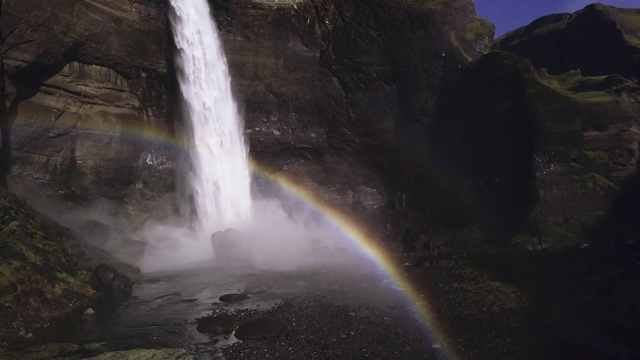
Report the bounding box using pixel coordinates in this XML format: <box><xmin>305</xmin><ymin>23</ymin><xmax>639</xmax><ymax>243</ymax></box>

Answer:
<box><xmin>235</xmin><ymin>318</ymin><xmax>284</xmax><ymax>341</ymax></box>
<box><xmin>219</xmin><ymin>293</ymin><xmax>250</xmax><ymax>303</ymax></box>
<box><xmin>92</xmin><ymin>263</ymin><xmax>133</xmax><ymax>298</ymax></box>
<box><xmin>197</xmin><ymin>313</ymin><xmax>235</xmax><ymax>334</ymax></box>
<box><xmin>210</xmin><ymin>228</ymin><xmax>253</xmax><ymax>265</ymax></box>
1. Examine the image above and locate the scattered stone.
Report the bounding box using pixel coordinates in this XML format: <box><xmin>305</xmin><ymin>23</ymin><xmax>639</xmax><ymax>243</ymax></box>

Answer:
<box><xmin>234</xmin><ymin>318</ymin><xmax>285</xmax><ymax>341</ymax></box>
<box><xmin>219</xmin><ymin>293</ymin><xmax>250</xmax><ymax>303</ymax></box>
<box><xmin>196</xmin><ymin>313</ymin><xmax>235</xmax><ymax>335</ymax></box>
<box><xmin>84</xmin><ymin>307</ymin><xmax>96</xmax><ymax>315</ymax></box>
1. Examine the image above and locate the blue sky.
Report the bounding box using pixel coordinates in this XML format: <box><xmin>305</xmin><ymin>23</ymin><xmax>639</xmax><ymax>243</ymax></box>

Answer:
<box><xmin>474</xmin><ymin>0</ymin><xmax>640</xmax><ymax>37</ymax></box>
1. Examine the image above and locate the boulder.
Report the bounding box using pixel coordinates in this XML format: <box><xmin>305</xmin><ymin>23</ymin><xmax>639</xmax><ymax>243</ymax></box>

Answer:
<box><xmin>210</xmin><ymin>228</ymin><xmax>253</xmax><ymax>265</ymax></box>
<box><xmin>234</xmin><ymin>318</ymin><xmax>284</xmax><ymax>341</ymax></box>
<box><xmin>219</xmin><ymin>293</ymin><xmax>250</xmax><ymax>303</ymax></box>
<box><xmin>92</xmin><ymin>263</ymin><xmax>133</xmax><ymax>298</ymax></box>
<box><xmin>196</xmin><ymin>313</ymin><xmax>235</xmax><ymax>335</ymax></box>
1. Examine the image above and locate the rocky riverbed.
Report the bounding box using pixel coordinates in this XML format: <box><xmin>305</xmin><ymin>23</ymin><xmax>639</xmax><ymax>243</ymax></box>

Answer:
<box><xmin>1</xmin><ymin>258</ymin><xmax>443</xmax><ymax>360</ymax></box>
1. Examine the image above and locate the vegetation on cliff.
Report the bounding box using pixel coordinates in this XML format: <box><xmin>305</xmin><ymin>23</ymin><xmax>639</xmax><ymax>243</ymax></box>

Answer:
<box><xmin>0</xmin><ymin>191</ymin><xmax>95</xmax><ymax>347</ymax></box>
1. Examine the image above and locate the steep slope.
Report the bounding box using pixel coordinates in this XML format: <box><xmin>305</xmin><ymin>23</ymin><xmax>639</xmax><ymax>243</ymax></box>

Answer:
<box><xmin>0</xmin><ymin>191</ymin><xmax>93</xmax><ymax>347</ymax></box>
<box><xmin>494</xmin><ymin>3</ymin><xmax>640</xmax><ymax>80</ymax></box>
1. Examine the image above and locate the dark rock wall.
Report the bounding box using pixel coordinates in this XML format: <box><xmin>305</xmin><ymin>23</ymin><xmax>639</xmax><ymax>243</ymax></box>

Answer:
<box><xmin>432</xmin><ymin>49</ymin><xmax>640</xmax><ymax>246</ymax></box>
<box><xmin>2</xmin><ymin>0</ymin><xmax>493</xmax><ymax>216</ymax></box>
<box><xmin>211</xmin><ymin>0</ymin><xmax>492</xmax><ymax>214</ymax></box>
<box><xmin>2</xmin><ymin>0</ymin><xmax>175</xmax><ymax>200</ymax></box>
<box><xmin>1</xmin><ymin>0</ymin><xmax>639</xmax><ymax>251</ymax></box>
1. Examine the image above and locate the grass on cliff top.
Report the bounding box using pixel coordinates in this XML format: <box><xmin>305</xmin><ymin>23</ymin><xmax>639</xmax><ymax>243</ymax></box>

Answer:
<box><xmin>391</xmin><ymin>0</ymin><xmax>444</xmax><ymax>11</ymax></box>
<box><xmin>537</xmin><ymin>72</ymin><xmax>624</xmax><ymax>104</ymax></box>
<box><xmin>538</xmin><ymin>63</ymin><xmax>640</xmax><ymax>103</ymax></box>
<box><xmin>0</xmin><ymin>191</ymin><xmax>93</xmax><ymax>312</ymax></box>
<box><xmin>613</xmin><ymin>9</ymin><xmax>640</xmax><ymax>47</ymax></box>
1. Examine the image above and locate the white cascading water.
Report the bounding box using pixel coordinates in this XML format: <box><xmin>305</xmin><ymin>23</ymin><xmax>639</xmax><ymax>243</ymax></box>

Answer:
<box><xmin>169</xmin><ymin>0</ymin><xmax>252</xmax><ymax>233</ymax></box>
<box><xmin>138</xmin><ymin>0</ymin><xmax>339</xmax><ymax>272</ymax></box>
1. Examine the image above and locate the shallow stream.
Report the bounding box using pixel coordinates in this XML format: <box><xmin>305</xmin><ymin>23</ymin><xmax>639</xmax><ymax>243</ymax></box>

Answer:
<box><xmin>17</xmin><ymin>258</ymin><xmax>443</xmax><ymax>359</ymax></box>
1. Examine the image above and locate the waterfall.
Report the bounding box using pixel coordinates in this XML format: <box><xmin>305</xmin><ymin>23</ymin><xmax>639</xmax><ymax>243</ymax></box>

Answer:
<box><xmin>169</xmin><ymin>0</ymin><xmax>252</xmax><ymax>233</ymax></box>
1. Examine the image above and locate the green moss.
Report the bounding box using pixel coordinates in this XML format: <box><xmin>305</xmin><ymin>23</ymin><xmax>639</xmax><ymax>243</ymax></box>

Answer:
<box><xmin>55</xmin><ymin>272</ymin><xmax>78</xmax><ymax>283</ymax></box>
<box><xmin>6</xmin><ymin>220</ymin><xmax>21</xmax><ymax>230</ymax></box>
<box><xmin>451</xmin><ymin>267</ymin><xmax>527</xmax><ymax>310</ymax></box>
<box><xmin>616</xmin><ymin>10</ymin><xmax>640</xmax><ymax>47</ymax></box>
<box><xmin>465</xmin><ymin>18</ymin><xmax>494</xmax><ymax>42</ymax></box>
<box><xmin>582</xmin><ymin>172</ymin><xmax>617</xmax><ymax>193</ymax></box>
<box><xmin>395</xmin><ymin>0</ymin><xmax>444</xmax><ymax>11</ymax></box>
<box><xmin>526</xmin><ymin>209</ymin><xmax>577</xmax><ymax>246</ymax></box>
<box><xmin>512</xmin><ymin>234</ymin><xmax>541</xmax><ymax>249</ymax></box>
<box><xmin>0</xmin><ymin>191</ymin><xmax>93</xmax><ymax>311</ymax></box>
<box><xmin>47</xmin><ymin>186</ymin><xmax>89</xmax><ymax>205</ymax></box>
<box><xmin>449</xmin><ymin>33</ymin><xmax>472</xmax><ymax>62</ymax></box>
<box><xmin>583</xmin><ymin>150</ymin><xmax>610</xmax><ymax>166</ymax></box>
<box><xmin>537</xmin><ymin>72</ymin><xmax>619</xmax><ymax>104</ymax></box>
<box><xmin>575</xmin><ymin>92</ymin><xmax>619</xmax><ymax>103</ymax></box>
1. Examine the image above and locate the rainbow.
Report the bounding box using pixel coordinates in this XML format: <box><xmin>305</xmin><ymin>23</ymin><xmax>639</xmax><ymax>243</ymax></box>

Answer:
<box><xmin>248</xmin><ymin>160</ymin><xmax>458</xmax><ymax>360</ymax></box>
<box><xmin>44</xmin><ymin>121</ymin><xmax>459</xmax><ymax>358</ymax></box>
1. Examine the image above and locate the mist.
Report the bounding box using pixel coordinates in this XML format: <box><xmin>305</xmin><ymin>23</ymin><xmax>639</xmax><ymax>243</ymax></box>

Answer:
<box><xmin>137</xmin><ymin>190</ymin><xmax>353</xmax><ymax>273</ymax></box>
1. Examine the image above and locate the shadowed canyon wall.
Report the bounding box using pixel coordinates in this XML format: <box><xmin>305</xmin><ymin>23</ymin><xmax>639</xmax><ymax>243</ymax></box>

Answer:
<box><xmin>432</xmin><ymin>4</ymin><xmax>640</xmax><ymax>246</ymax></box>
<box><xmin>6</xmin><ymin>0</ymin><xmax>637</xmax><ymax>249</ymax></box>
<box><xmin>1</xmin><ymin>0</ymin><xmax>493</xmax><ymax>220</ymax></box>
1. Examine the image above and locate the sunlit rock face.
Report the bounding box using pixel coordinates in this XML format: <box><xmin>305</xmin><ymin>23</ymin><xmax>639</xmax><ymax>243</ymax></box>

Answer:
<box><xmin>2</xmin><ymin>0</ymin><xmax>492</xmax><ymax>218</ymax></box>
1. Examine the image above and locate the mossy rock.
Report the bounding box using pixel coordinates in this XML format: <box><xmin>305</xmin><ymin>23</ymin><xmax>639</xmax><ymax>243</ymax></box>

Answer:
<box><xmin>81</xmin><ymin>348</ymin><xmax>193</xmax><ymax>360</ymax></box>
<box><xmin>525</xmin><ymin>209</ymin><xmax>578</xmax><ymax>247</ymax></box>
<box><xmin>3</xmin><ymin>344</ymin><xmax>191</xmax><ymax>360</ymax></box>
<box><xmin>0</xmin><ymin>191</ymin><xmax>97</xmax><ymax>345</ymax></box>
<box><xmin>582</xmin><ymin>151</ymin><xmax>611</xmax><ymax>167</ymax></box>
<box><xmin>574</xmin><ymin>172</ymin><xmax>617</xmax><ymax>194</ymax></box>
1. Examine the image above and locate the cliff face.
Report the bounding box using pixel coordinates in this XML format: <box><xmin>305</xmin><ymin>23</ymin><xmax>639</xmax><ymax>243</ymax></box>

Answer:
<box><xmin>431</xmin><ymin>4</ymin><xmax>640</xmax><ymax>247</ymax></box>
<box><xmin>2</xmin><ymin>0</ymin><xmax>174</xmax><ymax>200</ymax></box>
<box><xmin>213</xmin><ymin>0</ymin><xmax>492</xmax><ymax>212</ymax></box>
<box><xmin>494</xmin><ymin>4</ymin><xmax>640</xmax><ymax>80</ymax></box>
<box><xmin>2</xmin><ymin>0</ymin><xmax>493</xmax><ymax>215</ymax></box>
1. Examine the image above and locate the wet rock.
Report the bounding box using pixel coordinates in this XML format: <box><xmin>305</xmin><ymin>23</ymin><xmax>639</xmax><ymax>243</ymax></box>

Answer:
<box><xmin>234</xmin><ymin>318</ymin><xmax>285</xmax><ymax>341</ymax></box>
<box><xmin>219</xmin><ymin>293</ymin><xmax>250</xmax><ymax>303</ymax></box>
<box><xmin>196</xmin><ymin>313</ymin><xmax>235</xmax><ymax>335</ymax></box>
<box><xmin>2</xmin><ymin>343</ymin><xmax>80</xmax><ymax>360</ymax></box>
<box><xmin>82</xmin><ymin>348</ymin><xmax>192</xmax><ymax>360</ymax></box>
<box><xmin>210</xmin><ymin>228</ymin><xmax>253</xmax><ymax>265</ymax></box>
<box><xmin>92</xmin><ymin>263</ymin><xmax>133</xmax><ymax>298</ymax></box>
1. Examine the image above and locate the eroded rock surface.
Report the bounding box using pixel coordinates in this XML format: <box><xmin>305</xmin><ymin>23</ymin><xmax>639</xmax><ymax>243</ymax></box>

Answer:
<box><xmin>2</xmin><ymin>0</ymin><xmax>175</xmax><ymax>202</ymax></box>
<box><xmin>2</xmin><ymin>0</ymin><xmax>493</xmax><ymax>218</ymax></box>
